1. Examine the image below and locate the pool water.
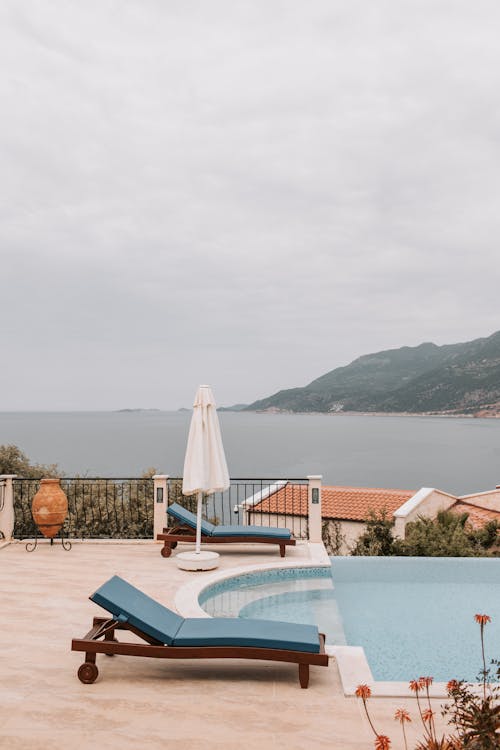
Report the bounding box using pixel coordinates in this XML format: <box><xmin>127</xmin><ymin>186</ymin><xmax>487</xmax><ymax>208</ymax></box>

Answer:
<box><xmin>332</xmin><ymin>557</ymin><xmax>500</xmax><ymax>682</ymax></box>
<box><xmin>199</xmin><ymin>558</ymin><xmax>500</xmax><ymax>682</ymax></box>
<box><xmin>199</xmin><ymin>567</ymin><xmax>344</xmax><ymax>643</ymax></box>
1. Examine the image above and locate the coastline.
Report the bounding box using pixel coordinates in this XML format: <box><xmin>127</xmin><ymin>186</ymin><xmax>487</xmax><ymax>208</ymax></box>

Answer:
<box><xmin>247</xmin><ymin>409</ymin><xmax>500</xmax><ymax>419</ymax></box>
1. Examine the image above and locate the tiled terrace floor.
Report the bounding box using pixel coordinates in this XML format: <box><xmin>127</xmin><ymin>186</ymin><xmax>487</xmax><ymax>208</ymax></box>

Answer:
<box><xmin>0</xmin><ymin>540</ymin><xmax>449</xmax><ymax>749</ymax></box>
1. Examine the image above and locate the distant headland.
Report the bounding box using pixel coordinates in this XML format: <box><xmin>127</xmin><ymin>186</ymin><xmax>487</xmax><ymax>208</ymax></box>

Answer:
<box><xmin>241</xmin><ymin>330</ymin><xmax>500</xmax><ymax>418</ymax></box>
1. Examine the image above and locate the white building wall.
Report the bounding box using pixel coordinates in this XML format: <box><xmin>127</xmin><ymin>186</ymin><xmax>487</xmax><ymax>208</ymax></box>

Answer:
<box><xmin>458</xmin><ymin>489</ymin><xmax>500</xmax><ymax>511</ymax></box>
<box><xmin>393</xmin><ymin>488</ymin><xmax>457</xmax><ymax>538</ymax></box>
<box><xmin>338</xmin><ymin>520</ymin><xmax>367</xmax><ymax>553</ymax></box>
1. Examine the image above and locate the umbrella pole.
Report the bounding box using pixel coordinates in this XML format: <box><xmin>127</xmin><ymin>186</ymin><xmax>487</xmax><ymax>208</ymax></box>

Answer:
<box><xmin>195</xmin><ymin>491</ymin><xmax>202</xmax><ymax>555</ymax></box>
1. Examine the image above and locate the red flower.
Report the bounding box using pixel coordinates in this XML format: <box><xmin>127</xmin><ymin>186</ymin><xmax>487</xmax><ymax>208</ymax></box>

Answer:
<box><xmin>447</xmin><ymin>679</ymin><xmax>460</xmax><ymax>694</ymax></box>
<box><xmin>394</xmin><ymin>708</ymin><xmax>411</xmax><ymax>723</ymax></box>
<box><xmin>422</xmin><ymin>708</ymin><xmax>435</xmax><ymax>723</ymax></box>
<box><xmin>474</xmin><ymin>614</ymin><xmax>491</xmax><ymax>626</ymax></box>
<box><xmin>419</xmin><ymin>676</ymin><xmax>434</xmax><ymax>688</ymax></box>
<box><xmin>409</xmin><ymin>679</ymin><xmax>420</xmax><ymax>692</ymax></box>
<box><xmin>355</xmin><ymin>684</ymin><xmax>372</xmax><ymax>700</ymax></box>
<box><xmin>374</xmin><ymin>736</ymin><xmax>391</xmax><ymax>750</ymax></box>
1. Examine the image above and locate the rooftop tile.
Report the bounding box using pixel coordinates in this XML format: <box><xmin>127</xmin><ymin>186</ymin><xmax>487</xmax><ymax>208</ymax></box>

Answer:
<box><xmin>253</xmin><ymin>485</ymin><xmax>415</xmax><ymax>521</ymax></box>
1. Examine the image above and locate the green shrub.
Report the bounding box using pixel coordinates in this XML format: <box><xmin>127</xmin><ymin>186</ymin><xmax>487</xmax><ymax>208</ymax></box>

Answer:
<box><xmin>0</xmin><ymin>444</ymin><xmax>60</xmax><ymax>478</ymax></box>
<box><xmin>351</xmin><ymin>510</ymin><xmax>397</xmax><ymax>556</ymax></box>
<box><xmin>351</xmin><ymin>510</ymin><xmax>499</xmax><ymax>557</ymax></box>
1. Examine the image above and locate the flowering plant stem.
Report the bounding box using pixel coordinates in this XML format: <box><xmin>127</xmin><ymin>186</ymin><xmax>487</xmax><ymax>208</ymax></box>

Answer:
<box><xmin>354</xmin><ymin>613</ymin><xmax>497</xmax><ymax>749</ymax></box>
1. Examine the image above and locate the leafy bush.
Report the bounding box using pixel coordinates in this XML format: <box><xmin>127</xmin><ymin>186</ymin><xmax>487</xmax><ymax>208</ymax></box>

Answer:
<box><xmin>351</xmin><ymin>510</ymin><xmax>396</xmax><ymax>556</ymax></box>
<box><xmin>0</xmin><ymin>444</ymin><xmax>60</xmax><ymax>478</ymax></box>
<box><xmin>398</xmin><ymin>513</ymin><xmax>499</xmax><ymax>557</ymax></box>
<box><xmin>351</xmin><ymin>511</ymin><xmax>499</xmax><ymax>557</ymax></box>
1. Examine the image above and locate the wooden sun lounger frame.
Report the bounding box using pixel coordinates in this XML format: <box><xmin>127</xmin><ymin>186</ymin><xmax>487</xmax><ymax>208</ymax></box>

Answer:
<box><xmin>157</xmin><ymin>523</ymin><xmax>297</xmax><ymax>558</ymax></box>
<box><xmin>72</xmin><ymin>617</ymin><xmax>328</xmax><ymax>688</ymax></box>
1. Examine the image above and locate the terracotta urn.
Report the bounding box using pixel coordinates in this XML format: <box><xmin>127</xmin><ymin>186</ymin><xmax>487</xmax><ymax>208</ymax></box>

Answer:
<box><xmin>32</xmin><ymin>478</ymin><xmax>68</xmax><ymax>538</ymax></box>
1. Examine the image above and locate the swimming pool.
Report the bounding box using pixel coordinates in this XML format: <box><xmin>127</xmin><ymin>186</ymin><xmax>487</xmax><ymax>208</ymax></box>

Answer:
<box><xmin>199</xmin><ymin>557</ymin><xmax>500</xmax><ymax>682</ymax></box>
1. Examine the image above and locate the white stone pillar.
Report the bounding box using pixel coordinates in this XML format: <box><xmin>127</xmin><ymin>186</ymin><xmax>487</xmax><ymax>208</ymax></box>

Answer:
<box><xmin>152</xmin><ymin>475</ymin><xmax>169</xmax><ymax>541</ymax></box>
<box><xmin>0</xmin><ymin>475</ymin><xmax>16</xmax><ymax>541</ymax></box>
<box><xmin>307</xmin><ymin>475</ymin><xmax>322</xmax><ymax>543</ymax></box>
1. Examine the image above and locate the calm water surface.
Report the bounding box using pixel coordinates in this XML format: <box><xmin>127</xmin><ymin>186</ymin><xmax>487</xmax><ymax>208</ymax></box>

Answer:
<box><xmin>1</xmin><ymin>411</ymin><xmax>499</xmax><ymax>494</ymax></box>
<box><xmin>331</xmin><ymin>557</ymin><xmax>500</xmax><ymax>681</ymax></box>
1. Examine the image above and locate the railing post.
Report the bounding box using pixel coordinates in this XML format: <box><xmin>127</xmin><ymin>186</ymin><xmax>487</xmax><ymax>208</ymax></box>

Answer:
<box><xmin>153</xmin><ymin>475</ymin><xmax>169</xmax><ymax>542</ymax></box>
<box><xmin>0</xmin><ymin>475</ymin><xmax>17</xmax><ymax>541</ymax></box>
<box><xmin>307</xmin><ymin>475</ymin><xmax>322</xmax><ymax>543</ymax></box>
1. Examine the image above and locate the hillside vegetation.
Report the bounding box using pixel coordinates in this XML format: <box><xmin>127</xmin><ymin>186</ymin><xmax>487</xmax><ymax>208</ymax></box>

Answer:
<box><xmin>246</xmin><ymin>331</ymin><xmax>500</xmax><ymax>416</ymax></box>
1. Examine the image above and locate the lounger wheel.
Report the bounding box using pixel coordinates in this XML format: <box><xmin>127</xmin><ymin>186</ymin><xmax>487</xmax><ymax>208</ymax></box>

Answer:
<box><xmin>161</xmin><ymin>545</ymin><xmax>172</xmax><ymax>558</ymax></box>
<box><xmin>78</xmin><ymin>662</ymin><xmax>99</xmax><ymax>684</ymax></box>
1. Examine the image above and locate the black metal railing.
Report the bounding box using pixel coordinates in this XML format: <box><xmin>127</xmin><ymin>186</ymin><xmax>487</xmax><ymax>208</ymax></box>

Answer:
<box><xmin>168</xmin><ymin>477</ymin><xmax>309</xmax><ymax>539</ymax></box>
<box><xmin>12</xmin><ymin>476</ymin><xmax>309</xmax><ymax>540</ymax></box>
<box><xmin>13</xmin><ymin>478</ymin><xmax>154</xmax><ymax>540</ymax></box>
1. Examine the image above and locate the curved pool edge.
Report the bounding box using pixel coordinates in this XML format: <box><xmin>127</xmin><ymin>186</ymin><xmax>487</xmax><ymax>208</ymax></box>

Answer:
<box><xmin>174</xmin><ymin>557</ymin><xmax>331</xmax><ymax>619</ymax></box>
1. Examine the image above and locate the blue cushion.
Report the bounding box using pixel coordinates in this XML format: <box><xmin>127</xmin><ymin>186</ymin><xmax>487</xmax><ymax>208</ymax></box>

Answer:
<box><xmin>211</xmin><ymin>524</ymin><xmax>291</xmax><ymax>539</ymax></box>
<box><xmin>90</xmin><ymin>576</ymin><xmax>184</xmax><ymax>645</ymax></box>
<box><xmin>172</xmin><ymin>618</ymin><xmax>320</xmax><ymax>653</ymax></box>
<box><xmin>167</xmin><ymin>502</ymin><xmax>216</xmax><ymax>536</ymax></box>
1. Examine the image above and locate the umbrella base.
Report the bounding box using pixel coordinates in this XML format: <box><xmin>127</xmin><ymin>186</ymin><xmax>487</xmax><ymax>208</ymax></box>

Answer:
<box><xmin>175</xmin><ymin>550</ymin><xmax>220</xmax><ymax>571</ymax></box>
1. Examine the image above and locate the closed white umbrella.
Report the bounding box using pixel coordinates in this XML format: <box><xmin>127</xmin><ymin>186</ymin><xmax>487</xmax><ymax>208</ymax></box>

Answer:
<box><xmin>182</xmin><ymin>385</ymin><xmax>230</xmax><ymax>558</ymax></box>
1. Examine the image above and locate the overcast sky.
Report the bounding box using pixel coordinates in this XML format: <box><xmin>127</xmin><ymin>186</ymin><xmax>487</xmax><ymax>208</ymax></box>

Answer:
<box><xmin>1</xmin><ymin>0</ymin><xmax>500</xmax><ymax>410</ymax></box>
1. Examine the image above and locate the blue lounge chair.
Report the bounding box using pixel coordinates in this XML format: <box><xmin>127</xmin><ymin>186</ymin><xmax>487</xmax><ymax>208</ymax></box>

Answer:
<box><xmin>72</xmin><ymin>576</ymin><xmax>328</xmax><ymax>688</ymax></box>
<box><xmin>157</xmin><ymin>502</ymin><xmax>296</xmax><ymax>558</ymax></box>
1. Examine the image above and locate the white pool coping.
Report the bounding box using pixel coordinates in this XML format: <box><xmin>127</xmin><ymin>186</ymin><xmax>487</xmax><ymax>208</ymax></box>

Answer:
<box><xmin>174</xmin><ymin>541</ymin><xmax>331</xmax><ymax>618</ymax></box>
<box><xmin>329</xmin><ymin>646</ymin><xmax>449</xmax><ymax>697</ymax></box>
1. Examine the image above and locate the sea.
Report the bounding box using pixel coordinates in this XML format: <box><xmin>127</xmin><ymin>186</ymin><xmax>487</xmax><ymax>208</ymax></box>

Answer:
<box><xmin>1</xmin><ymin>410</ymin><xmax>499</xmax><ymax>495</ymax></box>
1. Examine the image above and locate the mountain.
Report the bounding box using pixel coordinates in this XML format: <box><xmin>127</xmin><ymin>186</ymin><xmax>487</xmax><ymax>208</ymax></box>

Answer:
<box><xmin>246</xmin><ymin>331</ymin><xmax>500</xmax><ymax>416</ymax></box>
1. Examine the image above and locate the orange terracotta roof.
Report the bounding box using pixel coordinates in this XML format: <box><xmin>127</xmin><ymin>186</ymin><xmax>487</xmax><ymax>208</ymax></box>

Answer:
<box><xmin>449</xmin><ymin>501</ymin><xmax>500</xmax><ymax>528</ymax></box>
<box><xmin>251</xmin><ymin>485</ymin><xmax>415</xmax><ymax>522</ymax></box>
